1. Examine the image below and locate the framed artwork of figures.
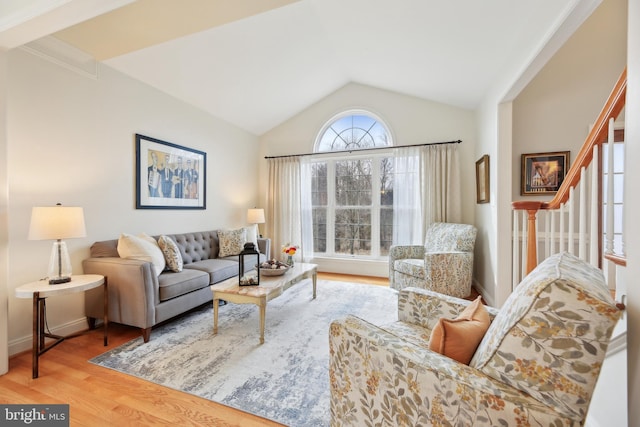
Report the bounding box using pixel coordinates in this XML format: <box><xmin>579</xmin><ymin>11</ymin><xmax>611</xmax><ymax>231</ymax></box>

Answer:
<box><xmin>135</xmin><ymin>133</ymin><xmax>206</xmax><ymax>209</ymax></box>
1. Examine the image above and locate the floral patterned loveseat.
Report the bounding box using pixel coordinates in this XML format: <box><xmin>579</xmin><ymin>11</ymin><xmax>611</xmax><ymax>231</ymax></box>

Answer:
<box><xmin>330</xmin><ymin>252</ymin><xmax>622</xmax><ymax>426</ymax></box>
<box><xmin>389</xmin><ymin>222</ymin><xmax>477</xmax><ymax>298</ymax></box>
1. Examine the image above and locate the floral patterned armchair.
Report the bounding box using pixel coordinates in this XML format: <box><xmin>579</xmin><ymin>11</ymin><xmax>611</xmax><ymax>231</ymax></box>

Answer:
<box><xmin>330</xmin><ymin>252</ymin><xmax>622</xmax><ymax>426</ymax></box>
<box><xmin>389</xmin><ymin>222</ymin><xmax>477</xmax><ymax>297</ymax></box>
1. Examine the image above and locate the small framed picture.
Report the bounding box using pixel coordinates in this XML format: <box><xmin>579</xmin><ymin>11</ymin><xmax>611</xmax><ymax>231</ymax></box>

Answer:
<box><xmin>475</xmin><ymin>155</ymin><xmax>490</xmax><ymax>204</ymax></box>
<box><xmin>521</xmin><ymin>151</ymin><xmax>569</xmax><ymax>195</ymax></box>
<box><xmin>136</xmin><ymin>133</ymin><xmax>206</xmax><ymax>209</ymax></box>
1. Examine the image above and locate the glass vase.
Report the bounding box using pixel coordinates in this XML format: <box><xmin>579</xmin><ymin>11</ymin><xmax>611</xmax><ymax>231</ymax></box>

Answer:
<box><xmin>286</xmin><ymin>255</ymin><xmax>294</xmax><ymax>267</ymax></box>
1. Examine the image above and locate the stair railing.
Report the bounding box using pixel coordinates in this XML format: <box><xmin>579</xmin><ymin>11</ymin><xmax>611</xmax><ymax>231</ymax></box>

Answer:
<box><xmin>512</xmin><ymin>68</ymin><xmax>627</xmax><ymax>298</ymax></box>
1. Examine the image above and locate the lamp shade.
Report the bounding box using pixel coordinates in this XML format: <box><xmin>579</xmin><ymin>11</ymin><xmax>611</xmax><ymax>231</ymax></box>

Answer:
<box><xmin>28</xmin><ymin>206</ymin><xmax>86</xmax><ymax>240</ymax></box>
<box><xmin>247</xmin><ymin>208</ymin><xmax>265</xmax><ymax>224</ymax></box>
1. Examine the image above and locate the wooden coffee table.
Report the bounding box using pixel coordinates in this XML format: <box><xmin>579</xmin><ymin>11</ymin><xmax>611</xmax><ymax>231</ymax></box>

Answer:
<box><xmin>211</xmin><ymin>262</ymin><xmax>317</xmax><ymax>343</ymax></box>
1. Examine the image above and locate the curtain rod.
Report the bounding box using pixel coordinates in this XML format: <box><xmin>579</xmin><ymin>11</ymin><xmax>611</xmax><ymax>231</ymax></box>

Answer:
<box><xmin>264</xmin><ymin>139</ymin><xmax>461</xmax><ymax>159</ymax></box>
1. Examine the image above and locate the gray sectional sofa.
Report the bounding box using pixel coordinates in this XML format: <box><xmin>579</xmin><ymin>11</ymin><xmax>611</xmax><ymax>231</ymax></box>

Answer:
<box><xmin>82</xmin><ymin>230</ymin><xmax>270</xmax><ymax>342</ymax></box>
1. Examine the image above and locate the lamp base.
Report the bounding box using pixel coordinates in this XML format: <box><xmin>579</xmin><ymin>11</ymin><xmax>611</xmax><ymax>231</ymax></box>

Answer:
<box><xmin>49</xmin><ymin>276</ymin><xmax>71</xmax><ymax>285</ymax></box>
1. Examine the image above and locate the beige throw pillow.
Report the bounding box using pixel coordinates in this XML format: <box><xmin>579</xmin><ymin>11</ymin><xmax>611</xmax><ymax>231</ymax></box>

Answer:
<box><xmin>428</xmin><ymin>296</ymin><xmax>490</xmax><ymax>365</ymax></box>
<box><xmin>218</xmin><ymin>228</ymin><xmax>246</xmax><ymax>257</ymax></box>
<box><xmin>117</xmin><ymin>233</ymin><xmax>166</xmax><ymax>276</ymax></box>
<box><xmin>158</xmin><ymin>235</ymin><xmax>183</xmax><ymax>272</ymax></box>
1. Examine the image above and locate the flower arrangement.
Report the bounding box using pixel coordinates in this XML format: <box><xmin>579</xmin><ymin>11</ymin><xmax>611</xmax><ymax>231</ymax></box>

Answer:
<box><xmin>282</xmin><ymin>243</ymin><xmax>298</xmax><ymax>267</ymax></box>
<box><xmin>282</xmin><ymin>244</ymin><xmax>298</xmax><ymax>256</ymax></box>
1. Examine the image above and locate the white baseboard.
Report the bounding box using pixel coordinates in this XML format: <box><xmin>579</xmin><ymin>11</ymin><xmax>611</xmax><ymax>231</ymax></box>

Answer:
<box><xmin>473</xmin><ymin>278</ymin><xmax>495</xmax><ymax>307</ymax></box>
<box><xmin>8</xmin><ymin>317</ymin><xmax>90</xmax><ymax>357</ymax></box>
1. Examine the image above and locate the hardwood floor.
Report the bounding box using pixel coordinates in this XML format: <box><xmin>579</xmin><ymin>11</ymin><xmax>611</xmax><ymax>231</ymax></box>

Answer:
<box><xmin>0</xmin><ymin>273</ymin><xmax>390</xmax><ymax>427</ymax></box>
<box><xmin>0</xmin><ymin>272</ymin><xmax>480</xmax><ymax>426</ymax></box>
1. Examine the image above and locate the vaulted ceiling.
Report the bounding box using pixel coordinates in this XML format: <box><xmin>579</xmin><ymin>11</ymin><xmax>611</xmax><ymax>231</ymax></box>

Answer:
<box><xmin>0</xmin><ymin>0</ymin><xmax>600</xmax><ymax>135</ymax></box>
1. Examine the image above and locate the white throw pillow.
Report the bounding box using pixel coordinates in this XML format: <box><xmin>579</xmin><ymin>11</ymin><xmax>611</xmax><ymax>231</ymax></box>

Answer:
<box><xmin>117</xmin><ymin>233</ymin><xmax>166</xmax><ymax>276</ymax></box>
<box><xmin>158</xmin><ymin>235</ymin><xmax>183</xmax><ymax>272</ymax></box>
<box><xmin>218</xmin><ymin>228</ymin><xmax>246</xmax><ymax>257</ymax></box>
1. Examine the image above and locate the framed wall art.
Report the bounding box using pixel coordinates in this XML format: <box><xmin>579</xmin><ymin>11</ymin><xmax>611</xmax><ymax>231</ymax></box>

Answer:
<box><xmin>475</xmin><ymin>155</ymin><xmax>490</xmax><ymax>204</ymax></box>
<box><xmin>521</xmin><ymin>151</ymin><xmax>569</xmax><ymax>196</ymax></box>
<box><xmin>135</xmin><ymin>133</ymin><xmax>206</xmax><ymax>209</ymax></box>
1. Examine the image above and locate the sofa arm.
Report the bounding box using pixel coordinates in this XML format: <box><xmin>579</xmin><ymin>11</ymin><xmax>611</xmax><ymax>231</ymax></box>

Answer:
<box><xmin>329</xmin><ymin>315</ymin><xmax>575</xmax><ymax>426</ymax></box>
<box><xmin>82</xmin><ymin>257</ymin><xmax>158</xmax><ymax>330</ymax></box>
<box><xmin>397</xmin><ymin>287</ymin><xmax>499</xmax><ymax>331</ymax></box>
<box><xmin>257</xmin><ymin>237</ymin><xmax>271</xmax><ymax>259</ymax></box>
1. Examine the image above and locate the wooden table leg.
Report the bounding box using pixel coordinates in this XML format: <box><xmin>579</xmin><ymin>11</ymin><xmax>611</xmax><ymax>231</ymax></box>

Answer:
<box><xmin>213</xmin><ymin>297</ymin><xmax>219</xmax><ymax>335</ymax></box>
<box><xmin>32</xmin><ymin>292</ymin><xmax>40</xmax><ymax>379</ymax></box>
<box><xmin>259</xmin><ymin>297</ymin><xmax>266</xmax><ymax>344</ymax></box>
<box><xmin>103</xmin><ymin>277</ymin><xmax>109</xmax><ymax>346</ymax></box>
<box><xmin>312</xmin><ymin>271</ymin><xmax>317</xmax><ymax>299</ymax></box>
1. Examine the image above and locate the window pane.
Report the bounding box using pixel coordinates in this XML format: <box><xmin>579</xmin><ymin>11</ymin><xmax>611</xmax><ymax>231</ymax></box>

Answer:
<box><xmin>335</xmin><ymin>160</ymin><xmax>371</xmax><ymax>206</ymax></box>
<box><xmin>380</xmin><ymin>206</ymin><xmax>393</xmax><ymax>256</ymax></box>
<box><xmin>380</xmin><ymin>157</ymin><xmax>393</xmax><ymax>206</ymax></box>
<box><xmin>311</xmin><ymin>162</ymin><xmax>328</xmax><ymax>206</ymax></box>
<box><xmin>313</xmin><ymin>207</ymin><xmax>327</xmax><ymax>253</ymax></box>
<box><xmin>334</xmin><ymin>208</ymin><xmax>371</xmax><ymax>255</ymax></box>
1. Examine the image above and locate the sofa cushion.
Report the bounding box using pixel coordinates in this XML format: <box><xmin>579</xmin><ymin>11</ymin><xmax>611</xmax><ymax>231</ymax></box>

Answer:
<box><xmin>428</xmin><ymin>296</ymin><xmax>490</xmax><ymax>364</ymax></box>
<box><xmin>158</xmin><ymin>235</ymin><xmax>183</xmax><ymax>272</ymax></box>
<box><xmin>218</xmin><ymin>228</ymin><xmax>246</xmax><ymax>257</ymax></box>
<box><xmin>117</xmin><ymin>233</ymin><xmax>165</xmax><ymax>276</ymax></box>
<box><xmin>394</xmin><ymin>259</ymin><xmax>425</xmax><ymax>279</ymax></box>
<box><xmin>158</xmin><ymin>269</ymin><xmax>210</xmax><ymax>302</ymax></box>
<box><xmin>184</xmin><ymin>258</ymin><xmax>240</xmax><ymax>284</ymax></box>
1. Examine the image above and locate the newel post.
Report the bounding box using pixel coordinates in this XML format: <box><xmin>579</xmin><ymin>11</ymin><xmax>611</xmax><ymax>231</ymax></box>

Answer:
<box><xmin>512</xmin><ymin>201</ymin><xmax>543</xmax><ymax>275</ymax></box>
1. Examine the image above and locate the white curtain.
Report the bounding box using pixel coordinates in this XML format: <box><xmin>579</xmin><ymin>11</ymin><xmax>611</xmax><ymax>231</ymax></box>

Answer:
<box><xmin>421</xmin><ymin>143</ymin><xmax>461</xmax><ymax>232</ymax></box>
<box><xmin>393</xmin><ymin>146</ymin><xmax>422</xmax><ymax>245</ymax></box>
<box><xmin>266</xmin><ymin>156</ymin><xmax>314</xmax><ymax>263</ymax></box>
<box><xmin>392</xmin><ymin>143</ymin><xmax>461</xmax><ymax>245</ymax></box>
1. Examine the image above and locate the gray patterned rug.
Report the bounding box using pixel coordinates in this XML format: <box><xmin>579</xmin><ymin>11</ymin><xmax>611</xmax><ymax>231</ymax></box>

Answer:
<box><xmin>90</xmin><ymin>279</ymin><xmax>398</xmax><ymax>426</ymax></box>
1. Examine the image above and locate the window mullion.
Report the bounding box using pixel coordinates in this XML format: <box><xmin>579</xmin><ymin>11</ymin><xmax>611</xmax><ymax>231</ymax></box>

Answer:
<box><xmin>371</xmin><ymin>158</ymin><xmax>381</xmax><ymax>257</ymax></box>
<box><xmin>326</xmin><ymin>160</ymin><xmax>336</xmax><ymax>255</ymax></box>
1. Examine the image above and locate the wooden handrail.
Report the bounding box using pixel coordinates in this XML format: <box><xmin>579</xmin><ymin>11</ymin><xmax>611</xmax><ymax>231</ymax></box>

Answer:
<box><xmin>512</xmin><ymin>67</ymin><xmax>627</xmax><ymax>275</ymax></box>
<box><xmin>513</xmin><ymin>67</ymin><xmax>626</xmax><ymax>212</ymax></box>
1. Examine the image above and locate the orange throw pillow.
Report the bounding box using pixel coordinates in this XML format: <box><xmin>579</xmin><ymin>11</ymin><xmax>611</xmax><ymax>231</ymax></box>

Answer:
<box><xmin>428</xmin><ymin>296</ymin><xmax>490</xmax><ymax>364</ymax></box>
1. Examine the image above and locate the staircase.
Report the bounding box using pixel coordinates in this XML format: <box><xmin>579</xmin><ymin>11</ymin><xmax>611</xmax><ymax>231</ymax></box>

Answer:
<box><xmin>511</xmin><ymin>67</ymin><xmax>627</xmax><ymax>427</ymax></box>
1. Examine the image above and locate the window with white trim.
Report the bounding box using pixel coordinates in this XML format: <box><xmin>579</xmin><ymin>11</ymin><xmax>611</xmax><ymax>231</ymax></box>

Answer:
<box><xmin>311</xmin><ymin>111</ymin><xmax>393</xmax><ymax>259</ymax></box>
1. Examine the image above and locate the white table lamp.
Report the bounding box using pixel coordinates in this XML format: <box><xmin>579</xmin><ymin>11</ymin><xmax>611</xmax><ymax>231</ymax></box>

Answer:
<box><xmin>28</xmin><ymin>203</ymin><xmax>86</xmax><ymax>284</ymax></box>
<box><xmin>247</xmin><ymin>208</ymin><xmax>265</xmax><ymax>237</ymax></box>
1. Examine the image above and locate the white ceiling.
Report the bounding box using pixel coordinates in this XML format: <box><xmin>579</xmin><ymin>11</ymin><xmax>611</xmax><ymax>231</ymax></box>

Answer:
<box><xmin>1</xmin><ymin>0</ymin><xmax>599</xmax><ymax>135</ymax></box>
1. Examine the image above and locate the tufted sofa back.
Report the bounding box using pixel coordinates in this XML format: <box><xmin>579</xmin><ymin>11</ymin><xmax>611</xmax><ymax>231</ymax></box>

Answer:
<box><xmin>89</xmin><ymin>230</ymin><xmax>222</xmax><ymax>265</ymax></box>
<box><xmin>166</xmin><ymin>231</ymin><xmax>218</xmax><ymax>265</ymax></box>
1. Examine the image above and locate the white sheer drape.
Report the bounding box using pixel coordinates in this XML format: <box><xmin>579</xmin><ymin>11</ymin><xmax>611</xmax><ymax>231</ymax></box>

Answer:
<box><xmin>266</xmin><ymin>157</ymin><xmax>314</xmax><ymax>263</ymax></box>
<box><xmin>393</xmin><ymin>146</ymin><xmax>422</xmax><ymax>245</ymax></box>
<box><xmin>392</xmin><ymin>143</ymin><xmax>461</xmax><ymax>245</ymax></box>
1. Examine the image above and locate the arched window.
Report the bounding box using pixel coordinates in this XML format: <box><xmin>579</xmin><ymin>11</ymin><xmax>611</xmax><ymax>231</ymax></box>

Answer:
<box><xmin>315</xmin><ymin>111</ymin><xmax>392</xmax><ymax>152</ymax></box>
<box><xmin>309</xmin><ymin>111</ymin><xmax>394</xmax><ymax>259</ymax></box>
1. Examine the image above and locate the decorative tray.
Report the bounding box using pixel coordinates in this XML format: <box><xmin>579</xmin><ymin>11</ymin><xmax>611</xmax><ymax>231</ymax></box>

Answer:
<box><xmin>259</xmin><ymin>261</ymin><xmax>290</xmax><ymax>276</ymax></box>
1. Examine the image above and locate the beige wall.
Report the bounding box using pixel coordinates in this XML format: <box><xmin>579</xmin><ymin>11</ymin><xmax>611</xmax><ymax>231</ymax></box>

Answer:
<box><xmin>0</xmin><ymin>52</ymin><xmax>8</xmax><ymax>373</ymax></box>
<box><xmin>625</xmin><ymin>0</ymin><xmax>639</xmax><ymax>423</ymax></box>
<box><xmin>6</xmin><ymin>48</ymin><xmax>259</xmax><ymax>355</ymax></box>
<box><xmin>513</xmin><ymin>0</ymin><xmax>627</xmax><ymax>202</ymax></box>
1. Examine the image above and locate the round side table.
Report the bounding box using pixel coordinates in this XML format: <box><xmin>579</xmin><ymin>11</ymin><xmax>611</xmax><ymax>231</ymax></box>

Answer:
<box><xmin>15</xmin><ymin>274</ymin><xmax>108</xmax><ymax>378</ymax></box>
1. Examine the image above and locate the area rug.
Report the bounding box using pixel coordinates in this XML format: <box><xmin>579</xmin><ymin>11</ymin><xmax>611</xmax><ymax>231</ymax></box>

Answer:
<box><xmin>90</xmin><ymin>279</ymin><xmax>398</xmax><ymax>426</ymax></box>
